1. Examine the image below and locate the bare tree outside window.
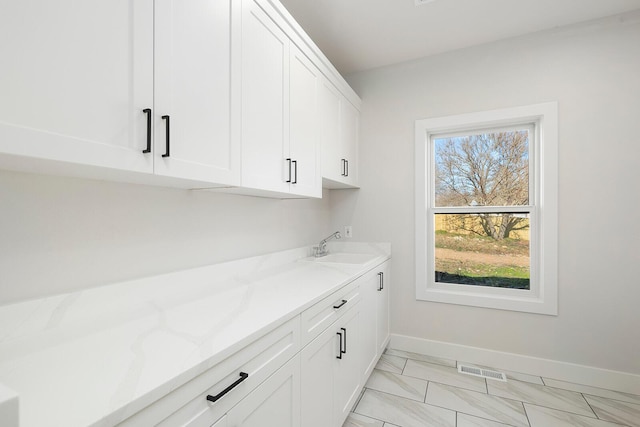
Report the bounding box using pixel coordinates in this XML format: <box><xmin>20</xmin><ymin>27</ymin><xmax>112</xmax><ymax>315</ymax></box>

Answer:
<box><xmin>433</xmin><ymin>130</ymin><xmax>531</xmax><ymax>289</ymax></box>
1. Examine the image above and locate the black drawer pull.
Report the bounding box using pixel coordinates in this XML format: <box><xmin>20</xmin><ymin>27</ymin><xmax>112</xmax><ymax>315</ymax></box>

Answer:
<box><xmin>206</xmin><ymin>372</ymin><xmax>249</xmax><ymax>403</ymax></box>
<box><xmin>162</xmin><ymin>115</ymin><xmax>170</xmax><ymax>157</ymax></box>
<box><xmin>336</xmin><ymin>331</ymin><xmax>343</xmax><ymax>359</ymax></box>
<box><xmin>142</xmin><ymin>108</ymin><xmax>152</xmax><ymax>154</ymax></box>
<box><xmin>345</xmin><ymin>159</ymin><xmax>349</xmax><ymax>177</ymax></box>
<box><xmin>333</xmin><ymin>299</ymin><xmax>347</xmax><ymax>309</ymax></box>
<box><xmin>341</xmin><ymin>158</ymin><xmax>347</xmax><ymax>176</ymax></box>
<box><xmin>378</xmin><ymin>272</ymin><xmax>384</xmax><ymax>291</ymax></box>
<box><xmin>341</xmin><ymin>327</ymin><xmax>347</xmax><ymax>354</ymax></box>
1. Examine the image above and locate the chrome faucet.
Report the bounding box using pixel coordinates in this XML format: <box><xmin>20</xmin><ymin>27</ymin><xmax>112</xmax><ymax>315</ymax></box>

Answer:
<box><xmin>314</xmin><ymin>231</ymin><xmax>341</xmax><ymax>257</ymax></box>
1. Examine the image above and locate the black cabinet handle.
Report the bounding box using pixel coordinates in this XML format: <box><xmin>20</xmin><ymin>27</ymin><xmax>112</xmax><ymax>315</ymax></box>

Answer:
<box><xmin>341</xmin><ymin>327</ymin><xmax>347</xmax><ymax>354</ymax></box>
<box><xmin>336</xmin><ymin>331</ymin><xmax>343</xmax><ymax>359</ymax></box>
<box><xmin>333</xmin><ymin>299</ymin><xmax>347</xmax><ymax>309</ymax></box>
<box><xmin>292</xmin><ymin>160</ymin><xmax>297</xmax><ymax>184</ymax></box>
<box><xmin>286</xmin><ymin>158</ymin><xmax>292</xmax><ymax>183</ymax></box>
<box><xmin>378</xmin><ymin>272</ymin><xmax>384</xmax><ymax>291</ymax></box>
<box><xmin>345</xmin><ymin>159</ymin><xmax>349</xmax><ymax>177</ymax></box>
<box><xmin>142</xmin><ymin>109</ymin><xmax>152</xmax><ymax>154</ymax></box>
<box><xmin>161</xmin><ymin>115</ymin><xmax>170</xmax><ymax>157</ymax></box>
<box><xmin>341</xmin><ymin>159</ymin><xmax>346</xmax><ymax>176</ymax></box>
<box><xmin>206</xmin><ymin>372</ymin><xmax>249</xmax><ymax>403</ymax></box>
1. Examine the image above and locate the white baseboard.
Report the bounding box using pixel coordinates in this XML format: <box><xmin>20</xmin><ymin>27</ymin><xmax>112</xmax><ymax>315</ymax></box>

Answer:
<box><xmin>389</xmin><ymin>334</ymin><xmax>640</xmax><ymax>395</ymax></box>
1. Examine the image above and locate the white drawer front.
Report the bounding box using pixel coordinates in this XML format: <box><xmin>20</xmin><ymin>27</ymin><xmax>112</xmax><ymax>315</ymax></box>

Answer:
<box><xmin>118</xmin><ymin>316</ymin><xmax>300</xmax><ymax>427</ymax></box>
<box><xmin>300</xmin><ymin>280</ymin><xmax>360</xmax><ymax>346</ymax></box>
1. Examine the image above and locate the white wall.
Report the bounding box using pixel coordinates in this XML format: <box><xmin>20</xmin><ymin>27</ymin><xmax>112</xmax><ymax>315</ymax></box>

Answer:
<box><xmin>0</xmin><ymin>170</ymin><xmax>331</xmax><ymax>305</ymax></box>
<box><xmin>333</xmin><ymin>12</ymin><xmax>640</xmax><ymax>375</ymax></box>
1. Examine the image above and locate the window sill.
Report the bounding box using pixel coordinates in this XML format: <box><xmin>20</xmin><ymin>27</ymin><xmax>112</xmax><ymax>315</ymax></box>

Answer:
<box><xmin>417</xmin><ymin>285</ymin><xmax>557</xmax><ymax>315</ymax></box>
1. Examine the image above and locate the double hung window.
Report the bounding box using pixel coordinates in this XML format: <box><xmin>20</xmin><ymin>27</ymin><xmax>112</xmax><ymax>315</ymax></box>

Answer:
<box><xmin>415</xmin><ymin>103</ymin><xmax>558</xmax><ymax>315</ymax></box>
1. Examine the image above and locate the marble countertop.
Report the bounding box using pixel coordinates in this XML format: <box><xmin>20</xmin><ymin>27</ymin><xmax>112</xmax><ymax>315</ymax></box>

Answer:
<box><xmin>0</xmin><ymin>243</ymin><xmax>390</xmax><ymax>427</ymax></box>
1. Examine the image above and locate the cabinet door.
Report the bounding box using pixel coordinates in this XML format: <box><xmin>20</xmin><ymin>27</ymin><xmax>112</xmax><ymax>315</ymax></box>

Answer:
<box><xmin>0</xmin><ymin>0</ymin><xmax>153</xmax><ymax>173</ymax></box>
<box><xmin>288</xmin><ymin>45</ymin><xmax>321</xmax><ymax>198</ymax></box>
<box><xmin>240</xmin><ymin>0</ymin><xmax>290</xmax><ymax>193</ymax></box>
<box><xmin>340</xmin><ymin>100</ymin><xmax>359</xmax><ymax>186</ymax></box>
<box><xmin>319</xmin><ymin>80</ymin><xmax>342</xmax><ymax>183</ymax></box>
<box><xmin>300</xmin><ymin>321</ymin><xmax>337</xmax><ymax>427</ymax></box>
<box><xmin>359</xmin><ymin>270</ymin><xmax>379</xmax><ymax>380</ymax></box>
<box><xmin>333</xmin><ymin>307</ymin><xmax>362</xmax><ymax>427</ymax></box>
<box><xmin>211</xmin><ymin>415</ymin><xmax>227</xmax><ymax>427</ymax></box>
<box><xmin>153</xmin><ymin>0</ymin><xmax>237</xmax><ymax>185</ymax></box>
<box><xmin>377</xmin><ymin>262</ymin><xmax>391</xmax><ymax>356</ymax></box>
<box><xmin>227</xmin><ymin>356</ymin><xmax>300</xmax><ymax>427</ymax></box>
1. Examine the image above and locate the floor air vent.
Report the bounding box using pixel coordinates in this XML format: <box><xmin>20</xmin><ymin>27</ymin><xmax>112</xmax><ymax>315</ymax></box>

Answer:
<box><xmin>458</xmin><ymin>365</ymin><xmax>507</xmax><ymax>382</ymax></box>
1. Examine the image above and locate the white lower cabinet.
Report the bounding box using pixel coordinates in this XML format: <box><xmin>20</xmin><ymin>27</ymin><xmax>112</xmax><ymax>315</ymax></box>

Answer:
<box><xmin>117</xmin><ymin>317</ymin><xmax>299</xmax><ymax>427</ymax></box>
<box><xmin>120</xmin><ymin>259</ymin><xmax>389</xmax><ymax>427</ymax></box>
<box><xmin>211</xmin><ymin>415</ymin><xmax>227</xmax><ymax>427</ymax></box>
<box><xmin>360</xmin><ymin>261</ymin><xmax>391</xmax><ymax>380</ymax></box>
<box><xmin>332</xmin><ymin>306</ymin><xmax>362</xmax><ymax>425</ymax></box>
<box><xmin>301</xmin><ymin>303</ymin><xmax>362</xmax><ymax>427</ymax></box>
<box><xmin>360</xmin><ymin>268</ymin><xmax>381</xmax><ymax>380</ymax></box>
<box><xmin>376</xmin><ymin>262</ymin><xmax>391</xmax><ymax>357</ymax></box>
<box><xmin>226</xmin><ymin>355</ymin><xmax>300</xmax><ymax>427</ymax></box>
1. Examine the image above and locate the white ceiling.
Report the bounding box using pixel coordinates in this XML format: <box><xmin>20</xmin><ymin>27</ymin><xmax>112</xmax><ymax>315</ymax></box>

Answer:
<box><xmin>278</xmin><ymin>0</ymin><xmax>640</xmax><ymax>75</ymax></box>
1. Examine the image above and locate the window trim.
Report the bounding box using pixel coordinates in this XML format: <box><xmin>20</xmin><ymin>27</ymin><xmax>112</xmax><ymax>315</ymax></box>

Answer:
<box><xmin>415</xmin><ymin>103</ymin><xmax>558</xmax><ymax>315</ymax></box>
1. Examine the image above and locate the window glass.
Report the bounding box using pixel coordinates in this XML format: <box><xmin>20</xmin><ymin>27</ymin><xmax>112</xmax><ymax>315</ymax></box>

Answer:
<box><xmin>434</xmin><ymin>129</ymin><xmax>529</xmax><ymax>207</ymax></box>
<box><xmin>434</xmin><ymin>213</ymin><xmax>530</xmax><ymax>290</ymax></box>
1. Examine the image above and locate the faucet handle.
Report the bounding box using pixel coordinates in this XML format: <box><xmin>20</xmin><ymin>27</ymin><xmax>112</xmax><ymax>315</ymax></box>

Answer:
<box><xmin>313</xmin><ymin>244</ymin><xmax>328</xmax><ymax>258</ymax></box>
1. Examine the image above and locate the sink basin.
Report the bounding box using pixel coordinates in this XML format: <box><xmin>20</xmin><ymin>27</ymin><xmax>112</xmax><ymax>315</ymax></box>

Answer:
<box><xmin>308</xmin><ymin>253</ymin><xmax>378</xmax><ymax>265</ymax></box>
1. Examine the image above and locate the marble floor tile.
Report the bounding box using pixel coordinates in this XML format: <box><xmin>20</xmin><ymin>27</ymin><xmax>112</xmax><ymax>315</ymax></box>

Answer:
<box><xmin>425</xmin><ymin>382</ymin><xmax>529</xmax><ymax>427</ymax></box>
<box><xmin>365</xmin><ymin>369</ymin><xmax>428</xmax><ymax>401</ymax></box>
<box><xmin>542</xmin><ymin>378</ymin><xmax>640</xmax><ymax>406</ymax></box>
<box><xmin>384</xmin><ymin>348</ymin><xmax>457</xmax><ymax>368</ymax></box>
<box><xmin>488</xmin><ymin>377</ymin><xmax>595</xmax><ymax>417</ymax></box>
<box><xmin>460</xmin><ymin>362</ymin><xmax>544</xmax><ymax>385</ymax></box>
<box><xmin>403</xmin><ymin>359</ymin><xmax>487</xmax><ymax>393</ymax></box>
<box><xmin>375</xmin><ymin>354</ymin><xmax>407</xmax><ymax>374</ymax></box>
<box><xmin>351</xmin><ymin>349</ymin><xmax>639</xmax><ymax>427</ymax></box>
<box><xmin>457</xmin><ymin>413</ymin><xmax>516</xmax><ymax>427</ymax></box>
<box><xmin>355</xmin><ymin>389</ymin><xmax>456</xmax><ymax>427</ymax></box>
<box><xmin>342</xmin><ymin>412</ymin><xmax>384</xmax><ymax>427</ymax></box>
<box><xmin>584</xmin><ymin>395</ymin><xmax>640</xmax><ymax>426</ymax></box>
<box><xmin>524</xmin><ymin>403</ymin><xmax>626</xmax><ymax>427</ymax></box>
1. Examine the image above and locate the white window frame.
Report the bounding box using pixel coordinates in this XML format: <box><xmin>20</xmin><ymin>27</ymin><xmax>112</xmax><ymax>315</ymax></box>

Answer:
<box><xmin>415</xmin><ymin>103</ymin><xmax>558</xmax><ymax>315</ymax></box>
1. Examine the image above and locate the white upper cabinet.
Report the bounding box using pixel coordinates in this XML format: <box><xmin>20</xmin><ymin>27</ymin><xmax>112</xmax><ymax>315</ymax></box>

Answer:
<box><xmin>239</xmin><ymin>0</ymin><xmax>321</xmax><ymax>198</ymax></box>
<box><xmin>289</xmin><ymin>45</ymin><xmax>321</xmax><ymax>198</ymax></box>
<box><xmin>320</xmin><ymin>79</ymin><xmax>359</xmax><ymax>189</ymax></box>
<box><xmin>240</xmin><ymin>0</ymin><xmax>290</xmax><ymax>194</ymax></box>
<box><xmin>0</xmin><ymin>0</ymin><xmax>358</xmax><ymax>196</ymax></box>
<box><xmin>0</xmin><ymin>0</ymin><xmax>154</xmax><ymax>174</ymax></box>
<box><xmin>0</xmin><ymin>0</ymin><xmax>238</xmax><ymax>188</ymax></box>
<box><xmin>319</xmin><ymin>80</ymin><xmax>342</xmax><ymax>183</ymax></box>
<box><xmin>153</xmin><ymin>0</ymin><xmax>238</xmax><ymax>185</ymax></box>
<box><xmin>340</xmin><ymin>99</ymin><xmax>359</xmax><ymax>187</ymax></box>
